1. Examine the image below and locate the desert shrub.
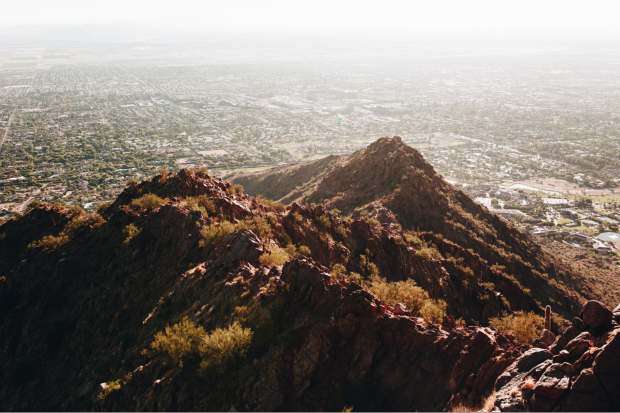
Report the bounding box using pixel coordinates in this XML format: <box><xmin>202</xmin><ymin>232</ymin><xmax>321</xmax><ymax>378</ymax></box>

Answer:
<box><xmin>267</xmin><ymin>212</ymin><xmax>278</xmax><ymax>224</ymax></box>
<box><xmin>68</xmin><ymin>205</ymin><xmax>86</xmax><ymax>216</ymax></box>
<box><xmin>298</xmin><ymin>245</ymin><xmax>311</xmax><ymax>256</ymax></box>
<box><xmin>28</xmin><ymin>234</ymin><xmax>69</xmax><ymax>250</ymax></box>
<box><xmin>236</xmin><ymin>216</ymin><xmax>271</xmax><ymax>239</ymax></box>
<box><xmin>289</xmin><ymin>212</ymin><xmax>303</xmax><ymax>222</ymax></box>
<box><xmin>199</xmin><ymin>221</ymin><xmax>235</xmax><ymax>247</ymax></box>
<box><xmin>393</xmin><ymin>235</ymin><xmax>405</xmax><ymax>245</ymax></box>
<box><xmin>331</xmin><ymin>263</ymin><xmax>347</xmax><ymax>280</ymax></box>
<box><xmin>360</xmin><ymin>253</ymin><xmax>380</xmax><ymax>277</ymax></box>
<box><xmin>199</xmin><ymin>322</ymin><xmax>253</xmax><ymax>374</ymax></box>
<box><xmin>367</xmin><ymin>217</ymin><xmax>380</xmax><ymax>226</ymax></box>
<box><xmin>284</xmin><ymin>243</ymin><xmax>297</xmax><ymax>256</ymax></box>
<box><xmin>97</xmin><ymin>379</ymin><xmax>122</xmax><ymax>402</ymax></box>
<box><xmin>184</xmin><ymin>195</ymin><xmax>216</xmax><ymax>216</ymax></box>
<box><xmin>64</xmin><ymin>214</ymin><xmax>105</xmax><ymax>235</ymax></box>
<box><xmin>259</xmin><ymin>245</ymin><xmax>290</xmax><ymax>266</ymax></box>
<box><xmin>159</xmin><ymin>168</ymin><xmax>169</xmax><ymax>182</ymax></box>
<box><xmin>551</xmin><ymin>313</ymin><xmax>567</xmax><ymax>335</ymax></box>
<box><xmin>349</xmin><ymin>272</ymin><xmax>362</xmax><ymax>284</ymax></box>
<box><xmin>489</xmin><ymin>311</ymin><xmax>543</xmax><ymax>344</ymax></box>
<box><xmin>123</xmin><ymin>223</ymin><xmax>141</xmax><ymax>244</ymax></box>
<box><xmin>257</xmin><ymin>195</ymin><xmax>285</xmax><ymax>211</ymax></box>
<box><xmin>26</xmin><ymin>200</ymin><xmax>42</xmax><ymax>211</ymax></box>
<box><xmin>226</xmin><ymin>184</ymin><xmax>244</xmax><ymax>195</ymax></box>
<box><xmin>368</xmin><ymin>276</ymin><xmax>447</xmax><ymax>324</ymax></box>
<box><xmin>416</xmin><ymin>247</ymin><xmax>442</xmax><ymax>261</ymax></box>
<box><xmin>126</xmin><ymin>178</ymin><xmax>139</xmax><ymax>186</ymax></box>
<box><xmin>404</xmin><ymin>232</ymin><xmax>424</xmax><ymax>248</ymax></box>
<box><xmin>198</xmin><ymin>166</ymin><xmax>209</xmax><ymax>176</ymax></box>
<box><xmin>334</xmin><ymin>225</ymin><xmax>347</xmax><ymax>240</ymax></box>
<box><xmin>420</xmin><ymin>299</ymin><xmax>448</xmax><ymax>324</ymax></box>
<box><xmin>97</xmin><ymin>202</ymin><xmax>112</xmax><ymax>214</ymax></box>
<box><xmin>129</xmin><ymin>193</ymin><xmax>168</xmax><ymax>210</ymax></box>
<box><xmin>314</xmin><ymin>215</ymin><xmax>331</xmax><ymax>230</ymax></box>
<box><xmin>143</xmin><ymin>317</ymin><xmax>206</xmax><ymax>368</ymax></box>
<box><xmin>369</xmin><ymin>277</ymin><xmax>429</xmax><ymax>312</ymax></box>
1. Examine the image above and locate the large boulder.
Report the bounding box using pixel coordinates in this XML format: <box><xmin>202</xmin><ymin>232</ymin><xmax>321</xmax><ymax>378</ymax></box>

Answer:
<box><xmin>531</xmin><ymin>363</ymin><xmax>571</xmax><ymax>410</ymax></box>
<box><xmin>592</xmin><ymin>330</ymin><xmax>620</xmax><ymax>404</ymax></box>
<box><xmin>579</xmin><ymin>300</ymin><xmax>613</xmax><ymax>332</ymax></box>
<box><xmin>562</xmin><ymin>368</ymin><xmax>609</xmax><ymax>412</ymax></box>
<box><xmin>549</xmin><ymin>326</ymin><xmax>581</xmax><ymax>355</ymax></box>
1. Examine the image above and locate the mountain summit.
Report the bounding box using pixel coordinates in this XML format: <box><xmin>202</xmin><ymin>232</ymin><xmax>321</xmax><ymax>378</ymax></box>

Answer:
<box><xmin>0</xmin><ymin>138</ymin><xmax>618</xmax><ymax>411</ymax></box>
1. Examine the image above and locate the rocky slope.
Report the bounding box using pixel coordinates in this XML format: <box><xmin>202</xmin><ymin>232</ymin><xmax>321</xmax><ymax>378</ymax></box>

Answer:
<box><xmin>491</xmin><ymin>300</ymin><xmax>620</xmax><ymax>412</ymax></box>
<box><xmin>235</xmin><ymin>137</ymin><xmax>591</xmax><ymax>319</ymax></box>
<box><xmin>0</xmin><ymin>141</ymin><xmax>614</xmax><ymax>412</ymax></box>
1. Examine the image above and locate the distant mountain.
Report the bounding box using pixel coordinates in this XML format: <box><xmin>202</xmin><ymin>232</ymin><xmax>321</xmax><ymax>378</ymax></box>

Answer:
<box><xmin>0</xmin><ymin>138</ymin><xmax>617</xmax><ymax>412</ymax></box>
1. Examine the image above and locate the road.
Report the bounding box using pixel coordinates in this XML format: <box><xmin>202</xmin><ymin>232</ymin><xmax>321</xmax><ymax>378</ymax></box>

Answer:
<box><xmin>0</xmin><ymin>109</ymin><xmax>16</xmax><ymax>158</ymax></box>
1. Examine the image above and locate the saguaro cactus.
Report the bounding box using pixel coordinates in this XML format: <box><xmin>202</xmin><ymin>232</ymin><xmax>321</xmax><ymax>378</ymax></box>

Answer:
<box><xmin>545</xmin><ymin>305</ymin><xmax>552</xmax><ymax>331</ymax></box>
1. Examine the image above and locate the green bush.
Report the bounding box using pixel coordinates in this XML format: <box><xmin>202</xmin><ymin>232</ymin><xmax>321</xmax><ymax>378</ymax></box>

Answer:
<box><xmin>184</xmin><ymin>195</ymin><xmax>216</xmax><ymax>216</ymax></box>
<box><xmin>126</xmin><ymin>178</ymin><xmax>139</xmax><ymax>186</ymax></box>
<box><xmin>416</xmin><ymin>247</ymin><xmax>442</xmax><ymax>261</ymax></box>
<box><xmin>26</xmin><ymin>200</ymin><xmax>42</xmax><ymax>211</ymax></box>
<box><xmin>289</xmin><ymin>212</ymin><xmax>303</xmax><ymax>222</ymax></box>
<box><xmin>199</xmin><ymin>221</ymin><xmax>235</xmax><ymax>247</ymax></box>
<box><xmin>314</xmin><ymin>215</ymin><xmax>331</xmax><ymax>230</ymax></box>
<box><xmin>367</xmin><ymin>217</ymin><xmax>380</xmax><ymax>226</ymax></box>
<box><xmin>123</xmin><ymin>223</ymin><xmax>141</xmax><ymax>244</ymax></box>
<box><xmin>420</xmin><ymin>299</ymin><xmax>448</xmax><ymax>324</ymax></box>
<box><xmin>64</xmin><ymin>214</ymin><xmax>105</xmax><ymax>235</ymax></box>
<box><xmin>129</xmin><ymin>193</ymin><xmax>168</xmax><ymax>210</ymax></box>
<box><xmin>226</xmin><ymin>184</ymin><xmax>244</xmax><ymax>195</ymax></box>
<box><xmin>97</xmin><ymin>379</ymin><xmax>122</xmax><ymax>402</ymax></box>
<box><xmin>267</xmin><ymin>212</ymin><xmax>278</xmax><ymax>224</ymax></box>
<box><xmin>404</xmin><ymin>232</ymin><xmax>424</xmax><ymax>248</ymax></box>
<box><xmin>236</xmin><ymin>216</ymin><xmax>271</xmax><ymax>239</ymax></box>
<box><xmin>331</xmin><ymin>263</ymin><xmax>347</xmax><ymax>280</ymax></box>
<box><xmin>143</xmin><ymin>317</ymin><xmax>206</xmax><ymax>368</ymax></box>
<box><xmin>199</xmin><ymin>322</ymin><xmax>253</xmax><ymax>374</ymax></box>
<box><xmin>259</xmin><ymin>245</ymin><xmax>290</xmax><ymax>266</ymax></box>
<box><xmin>257</xmin><ymin>195</ymin><xmax>285</xmax><ymax>211</ymax></box>
<box><xmin>28</xmin><ymin>234</ymin><xmax>69</xmax><ymax>250</ymax></box>
<box><xmin>284</xmin><ymin>243</ymin><xmax>297</xmax><ymax>256</ymax></box>
<box><xmin>67</xmin><ymin>205</ymin><xmax>86</xmax><ymax>216</ymax></box>
<box><xmin>368</xmin><ymin>276</ymin><xmax>447</xmax><ymax>324</ymax></box>
<box><xmin>489</xmin><ymin>311</ymin><xmax>543</xmax><ymax>344</ymax></box>
<box><xmin>298</xmin><ymin>245</ymin><xmax>311</xmax><ymax>256</ymax></box>
<box><xmin>334</xmin><ymin>225</ymin><xmax>347</xmax><ymax>240</ymax></box>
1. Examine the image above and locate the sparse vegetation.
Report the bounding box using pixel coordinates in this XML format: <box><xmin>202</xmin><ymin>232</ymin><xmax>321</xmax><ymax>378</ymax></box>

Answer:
<box><xmin>97</xmin><ymin>379</ymin><xmax>122</xmax><ymax>402</ymax></box>
<box><xmin>199</xmin><ymin>322</ymin><xmax>253</xmax><ymax>374</ymax></box>
<box><xmin>129</xmin><ymin>193</ymin><xmax>168</xmax><ymax>210</ymax></box>
<box><xmin>123</xmin><ymin>223</ymin><xmax>141</xmax><ymax>244</ymax></box>
<box><xmin>257</xmin><ymin>195</ymin><xmax>285</xmax><ymax>211</ymax></box>
<box><xmin>199</xmin><ymin>221</ymin><xmax>235</xmax><ymax>247</ymax></box>
<box><xmin>143</xmin><ymin>316</ymin><xmax>205</xmax><ymax>368</ymax></box>
<box><xmin>489</xmin><ymin>311</ymin><xmax>544</xmax><ymax>344</ymax></box>
<box><xmin>235</xmin><ymin>216</ymin><xmax>272</xmax><ymax>239</ymax></box>
<box><xmin>259</xmin><ymin>245</ymin><xmax>290</xmax><ymax>266</ymax></box>
<box><xmin>28</xmin><ymin>234</ymin><xmax>69</xmax><ymax>250</ymax></box>
<box><xmin>298</xmin><ymin>245</ymin><xmax>311</xmax><ymax>256</ymax></box>
<box><xmin>367</xmin><ymin>276</ymin><xmax>447</xmax><ymax>323</ymax></box>
<box><xmin>184</xmin><ymin>195</ymin><xmax>216</xmax><ymax>216</ymax></box>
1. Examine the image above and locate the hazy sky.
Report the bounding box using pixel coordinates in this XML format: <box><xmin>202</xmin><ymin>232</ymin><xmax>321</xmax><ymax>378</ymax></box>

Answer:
<box><xmin>2</xmin><ymin>0</ymin><xmax>620</xmax><ymax>39</ymax></box>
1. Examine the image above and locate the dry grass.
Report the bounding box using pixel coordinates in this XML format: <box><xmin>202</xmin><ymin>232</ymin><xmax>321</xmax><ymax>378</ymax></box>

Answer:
<box><xmin>450</xmin><ymin>403</ymin><xmax>477</xmax><ymax>412</ymax></box>
<box><xmin>509</xmin><ymin>386</ymin><xmax>520</xmax><ymax>397</ymax></box>
<box><xmin>482</xmin><ymin>391</ymin><xmax>497</xmax><ymax>411</ymax></box>
<box><xmin>522</xmin><ymin>377</ymin><xmax>536</xmax><ymax>390</ymax></box>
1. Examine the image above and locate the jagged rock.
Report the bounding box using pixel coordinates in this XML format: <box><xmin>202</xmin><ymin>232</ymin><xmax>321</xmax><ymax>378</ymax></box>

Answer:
<box><xmin>494</xmin><ymin>348</ymin><xmax>552</xmax><ymax>391</ymax></box>
<box><xmin>579</xmin><ymin>300</ymin><xmax>613</xmax><ymax>332</ymax></box>
<box><xmin>531</xmin><ymin>363</ymin><xmax>571</xmax><ymax>409</ymax></box>
<box><xmin>613</xmin><ymin>303</ymin><xmax>620</xmax><ymax>323</ymax></box>
<box><xmin>555</xmin><ymin>332</ymin><xmax>592</xmax><ymax>363</ymax></box>
<box><xmin>549</xmin><ymin>326</ymin><xmax>581</xmax><ymax>355</ymax></box>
